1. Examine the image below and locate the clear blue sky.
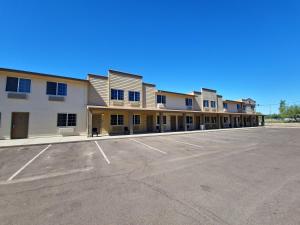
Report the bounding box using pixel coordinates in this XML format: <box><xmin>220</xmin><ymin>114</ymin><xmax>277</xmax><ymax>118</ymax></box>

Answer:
<box><xmin>1</xmin><ymin>0</ymin><xmax>300</xmax><ymax>114</ymax></box>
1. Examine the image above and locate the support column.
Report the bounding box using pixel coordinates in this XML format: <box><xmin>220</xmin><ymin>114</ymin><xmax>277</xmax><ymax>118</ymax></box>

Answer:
<box><xmin>159</xmin><ymin>112</ymin><xmax>164</xmax><ymax>133</ymax></box>
<box><xmin>129</xmin><ymin>111</ymin><xmax>133</xmax><ymax>135</ymax></box>
<box><xmin>230</xmin><ymin>115</ymin><xmax>233</xmax><ymax>128</ymax></box>
<box><xmin>87</xmin><ymin>109</ymin><xmax>92</xmax><ymax>137</ymax></box>
<box><xmin>261</xmin><ymin>115</ymin><xmax>265</xmax><ymax>126</ymax></box>
<box><xmin>183</xmin><ymin>113</ymin><xmax>187</xmax><ymax>131</ymax></box>
<box><xmin>217</xmin><ymin>114</ymin><xmax>221</xmax><ymax>129</ymax></box>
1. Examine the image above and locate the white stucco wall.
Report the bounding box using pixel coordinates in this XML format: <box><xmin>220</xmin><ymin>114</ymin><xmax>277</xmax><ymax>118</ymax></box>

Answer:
<box><xmin>0</xmin><ymin>73</ymin><xmax>88</xmax><ymax>139</ymax></box>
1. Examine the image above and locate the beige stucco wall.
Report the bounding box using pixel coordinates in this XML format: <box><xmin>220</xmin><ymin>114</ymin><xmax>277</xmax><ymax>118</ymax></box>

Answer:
<box><xmin>88</xmin><ymin>75</ymin><xmax>108</xmax><ymax>106</ymax></box>
<box><xmin>201</xmin><ymin>89</ymin><xmax>218</xmax><ymax>112</ymax></box>
<box><xmin>143</xmin><ymin>84</ymin><xmax>156</xmax><ymax>108</ymax></box>
<box><xmin>0</xmin><ymin>72</ymin><xmax>88</xmax><ymax>139</ymax></box>
<box><xmin>217</xmin><ymin>96</ymin><xmax>223</xmax><ymax>112</ymax></box>
<box><xmin>158</xmin><ymin>92</ymin><xmax>195</xmax><ymax>111</ymax></box>
<box><xmin>109</xmin><ymin>72</ymin><xmax>143</xmax><ymax>108</ymax></box>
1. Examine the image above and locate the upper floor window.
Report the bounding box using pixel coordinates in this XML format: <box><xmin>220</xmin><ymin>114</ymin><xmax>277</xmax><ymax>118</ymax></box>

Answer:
<box><xmin>57</xmin><ymin>113</ymin><xmax>76</xmax><ymax>127</ymax></box>
<box><xmin>211</xmin><ymin>101</ymin><xmax>216</xmax><ymax>108</ymax></box>
<box><xmin>223</xmin><ymin>103</ymin><xmax>228</xmax><ymax>109</ymax></box>
<box><xmin>47</xmin><ymin>82</ymin><xmax>67</xmax><ymax>96</ymax></box>
<box><xmin>157</xmin><ymin>95</ymin><xmax>166</xmax><ymax>104</ymax></box>
<box><xmin>111</xmin><ymin>89</ymin><xmax>124</xmax><ymax>100</ymax></box>
<box><xmin>132</xmin><ymin>115</ymin><xmax>141</xmax><ymax>125</ymax></box>
<box><xmin>203</xmin><ymin>100</ymin><xmax>209</xmax><ymax>108</ymax></box>
<box><xmin>237</xmin><ymin>104</ymin><xmax>241</xmax><ymax>109</ymax></box>
<box><xmin>185</xmin><ymin>98</ymin><xmax>193</xmax><ymax>106</ymax></box>
<box><xmin>6</xmin><ymin>77</ymin><xmax>31</xmax><ymax>93</ymax></box>
<box><xmin>128</xmin><ymin>91</ymin><xmax>140</xmax><ymax>102</ymax></box>
<box><xmin>186</xmin><ymin>116</ymin><xmax>193</xmax><ymax>124</ymax></box>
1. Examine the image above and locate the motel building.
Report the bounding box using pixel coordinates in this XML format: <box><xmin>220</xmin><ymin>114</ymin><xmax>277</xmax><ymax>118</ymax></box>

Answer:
<box><xmin>0</xmin><ymin>68</ymin><xmax>265</xmax><ymax>140</ymax></box>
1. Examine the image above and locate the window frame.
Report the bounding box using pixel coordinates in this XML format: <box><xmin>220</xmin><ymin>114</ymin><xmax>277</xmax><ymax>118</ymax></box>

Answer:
<box><xmin>223</xmin><ymin>103</ymin><xmax>228</xmax><ymax>109</ymax></box>
<box><xmin>57</xmin><ymin>113</ymin><xmax>77</xmax><ymax>127</ymax></box>
<box><xmin>6</xmin><ymin>77</ymin><xmax>31</xmax><ymax>93</ymax></box>
<box><xmin>211</xmin><ymin>101</ymin><xmax>216</xmax><ymax>108</ymax></box>
<box><xmin>157</xmin><ymin>95</ymin><xmax>166</xmax><ymax>104</ymax></box>
<box><xmin>203</xmin><ymin>100</ymin><xmax>209</xmax><ymax>108</ymax></box>
<box><xmin>111</xmin><ymin>89</ymin><xmax>124</xmax><ymax>100</ymax></box>
<box><xmin>156</xmin><ymin>115</ymin><xmax>167</xmax><ymax>125</ymax></box>
<box><xmin>186</xmin><ymin>116</ymin><xmax>193</xmax><ymax>124</ymax></box>
<box><xmin>47</xmin><ymin>82</ymin><xmax>67</xmax><ymax>96</ymax></box>
<box><xmin>128</xmin><ymin>91</ymin><xmax>140</xmax><ymax>102</ymax></box>
<box><xmin>185</xmin><ymin>98</ymin><xmax>193</xmax><ymax>106</ymax></box>
<box><xmin>132</xmin><ymin>114</ymin><xmax>141</xmax><ymax>125</ymax></box>
<box><xmin>110</xmin><ymin>114</ymin><xmax>124</xmax><ymax>126</ymax></box>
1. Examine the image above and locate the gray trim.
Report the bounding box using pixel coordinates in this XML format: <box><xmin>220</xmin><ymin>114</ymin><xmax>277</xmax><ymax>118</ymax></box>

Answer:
<box><xmin>202</xmin><ymin>88</ymin><xmax>217</xmax><ymax>93</ymax></box>
<box><xmin>48</xmin><ymin>96</ymin><xmax>65</xmax><ymax>102</ymax></box>
<box><xmin>108</xmin><ymin>69</ymin><xmax>143</xmax><ymax>79</ymax></box>
<box><xmin>0</xmin><ymin>67</ymin><xmax>88</xmax><ymax>83</ymax></box>
<box><xmin>7</xmin><ymin>92</ymin><xmax>28</xmax><ymax>99</ymax></box>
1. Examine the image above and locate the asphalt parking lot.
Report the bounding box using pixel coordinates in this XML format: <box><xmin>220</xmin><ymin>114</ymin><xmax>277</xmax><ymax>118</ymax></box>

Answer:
<box><xmin>1</xmin><ymin>127</ymin><xmax>300</xmax><ymax>225</ymax></box>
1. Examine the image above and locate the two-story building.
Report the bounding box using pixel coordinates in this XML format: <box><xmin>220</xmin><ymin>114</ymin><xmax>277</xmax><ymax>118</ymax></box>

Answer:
<box><xmin>0</xmin><ymin>67</ymin><xmax>264</xmax><ymax>140</ymax></box>
<box><xmin>0</xmin><ymin>68</ymin><xmax>88</xmax><ymax>139</ymax></box>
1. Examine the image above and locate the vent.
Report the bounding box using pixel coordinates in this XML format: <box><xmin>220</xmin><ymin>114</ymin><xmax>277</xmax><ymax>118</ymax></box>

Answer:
<box><xmin>48</xmin><ymin>96</ymin><xmax>65</xmax><ymax>102</ymax></box>
<box><xmin>7</xmin><ymin>93</ymin><xmax>28</xmax><ymax>99</ymax></box>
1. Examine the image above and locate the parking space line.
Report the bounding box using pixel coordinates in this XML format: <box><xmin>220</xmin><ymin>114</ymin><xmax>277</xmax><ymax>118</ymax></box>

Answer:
<box><xmin>130</xmin><ymin>139</ymin><xmax>167</xmax><ymax>154</ymax></box>
<box><xmin>7</xmin><ymin>144</ymin><xmax>52</xmax><ymax>182</ymax></box>
<box><xmin>172</xmin><ymin>140</ymin><xmax>204</xmax><ymax>149</ymax></box>
<box><xmin>95</xmin><ymin>141</ymin><xmax>110</xmax><ymax>164</ymax></box>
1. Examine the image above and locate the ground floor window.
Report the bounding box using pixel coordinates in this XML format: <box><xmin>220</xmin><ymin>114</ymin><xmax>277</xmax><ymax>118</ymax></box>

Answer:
<box><xmin>111</xmin><ymin>115</ymin><xmax>124</xmax><ymax>125</ymax></box>
<box><xmin>57</xmin><ymin>113</ymin><xmax>77</xmax><ymax>127</ymax></box>
<box><xmin>224</xmin><ymin>117</ymin><xmax>229</xmax><ymax>123</ymax></box>
<box><xmin>211</xmin><ymin>117</ymin><xmax>217</xmax><ymax>124</ymax></box>
<box><xmin>205</xmin><ymin>116</ymin><xmax>210</xmax><ymax>123</ymax></box>
<box><xmin>157</xmin><ymin>115</ymin><xmax>167</xmax><ymax>125</ymax></box>
<box><xmin>133</xmin><ymin>115</ymin><xmax>141</xmax><ymax>125</ymax></box>
<box><xmin>186</xmin><ymin>116</ymin><xmax>193</xmax><ymax>124</ymax></box>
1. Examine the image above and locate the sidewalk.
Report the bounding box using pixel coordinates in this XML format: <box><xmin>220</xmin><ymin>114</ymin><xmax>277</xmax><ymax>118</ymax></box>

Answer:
<box><xmin>0</xmin><ymin>127</ymin><xmax>261</xmax><ymax>148</ymax></box>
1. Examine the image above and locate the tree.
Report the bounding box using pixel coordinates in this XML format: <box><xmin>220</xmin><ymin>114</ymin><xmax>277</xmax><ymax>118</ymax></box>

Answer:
<box><xmin>286</xmin><ymin>105</ymin><xmax>300</xmax><ymax>121</ymax></box>
<box><xmin>279</xmin><ymin>100</ymin><xmax>287</xmax><ymax>117</ymax></box>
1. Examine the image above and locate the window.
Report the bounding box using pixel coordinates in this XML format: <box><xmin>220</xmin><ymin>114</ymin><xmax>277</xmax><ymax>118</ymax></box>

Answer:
<box><xmin>111</xmin><ymin>115</ymin><xmax>124</xmax><ymax>125</ymax></box>
<box><xmin>157</xmin><ymin>95</ymin><xmax>166</xmax><ymax>104</ymax></box>
<box><xmin>203</xmin><ymin>100</ymin><xmax>209</xmax><ymax>107</ymax></box>
<box><xmin>205</xmin><ymin>116</ymin><xmax>210</xmax><ymax>123</ymax></box>
<box><xmin>6</xmin><ymin>77</ymin><xmax>31</xmax><ymax>93</ymax></box>
<box><xmin>211</xmin><ymin>117</ymin><xmax>217</xmax><ymax>124</ymax></box>
<box><xmin>129</xmin><ymin>91</ymin><xmax>140</xmax><ymax>101</ymax></box>
<box><xmin>47</xmin><ymin>82</ymin><xmax>67</xmax><ymax>96</ymax></box>
<box><xmin>223</xmin><ymin>103</ymin><xmax>228</xmax><ymax>109</ymax></box>
<box><xmin>237</xmin><ymin>104</ymin><xmax>241</xmax><ymax>109</ymax></box>
<box><xmin>185</xmin><ymin>98</ymin><xmax>193</xmax><ymax>106</ymax></box>
<box><xmin>186</xmin><ymin>116</ymin><xmax>193</xmax><ymax>124</ymax></box>
<box><xmin>57</xmin><ymin>113</ymin><xmax>77</xmax><ymax>127</ymax></box>
<box><xmin>156</xmin><ymin>115</ymin><xmax>167</xmax><ymax>125</ymax></box>
<box><xmin>211</xmin><ymin>101</ymin><xmax>216</xmax><ymax>108</ymax></box>
<box><xmin>133</xmin><ymin>115</ymin><xmax>141</xmax><ymax>125</ymax></box>
<box><xmin>111</xmin><ymin>89</ymin><xmax>124</xmax><ymax>100</ymax></box>
<box><xmin>224</xmin><ymin>117</ymin><xmax>229</xmax><ymax>123</ymax></box>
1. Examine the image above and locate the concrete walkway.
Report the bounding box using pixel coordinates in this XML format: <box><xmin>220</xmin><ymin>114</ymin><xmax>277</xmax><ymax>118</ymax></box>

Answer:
<box><xmin>0</xmin><ymin>127</ymin><xmax>262</xmax><ymax>148</ymax></box>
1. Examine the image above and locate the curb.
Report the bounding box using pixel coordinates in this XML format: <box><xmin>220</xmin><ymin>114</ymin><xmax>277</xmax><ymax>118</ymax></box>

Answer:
<box><xmin>0</xmin><ymin>126</ymin><xmax>263</xmax><ymax>149</ymax></box>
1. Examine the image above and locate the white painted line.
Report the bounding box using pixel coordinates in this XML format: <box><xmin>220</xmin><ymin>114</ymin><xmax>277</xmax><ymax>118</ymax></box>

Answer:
<box><xmin>130</xmin><ymin>139</ymin><xmax>167</xmax><ymax>154</ymax></box>
<box><xmin>7</xmin><ymin>144</ymin><xmax>52</xmax><ymax>181</ymax></box>
<box><xmin>95</xmin><ymin>141</ymin><xmax>110</xmax><ymax>164</ymax></box>
<box><xmin>173</xmin><ymin>140</ymin><xmax>204</xmax><ymax>149</ymax></box>
<box><xmin>1</xmin><ymin>167</ymin><xmax>93</xmax><ymax>185</ymax></box>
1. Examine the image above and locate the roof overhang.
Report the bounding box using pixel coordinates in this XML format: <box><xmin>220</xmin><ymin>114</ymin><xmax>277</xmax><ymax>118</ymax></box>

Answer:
<box><xmin>87</xmin><ymin>105</ymin><xmax>263</xmax><ymax>115</ymax></box>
